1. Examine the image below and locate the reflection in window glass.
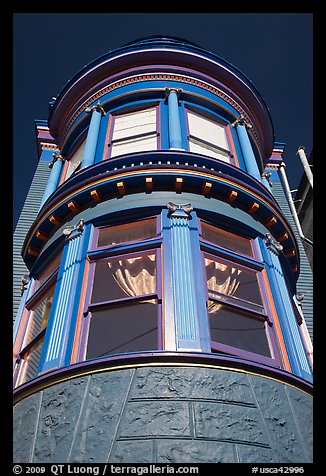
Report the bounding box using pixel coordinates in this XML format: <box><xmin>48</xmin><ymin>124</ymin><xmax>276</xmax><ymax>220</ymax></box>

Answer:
<box><xmin>91</xmin><ymin>253</ymin><xmax>156</xmax><ymax>304</ymax></box>
<box><xmin>98</xmin><ymin>219</ymin><xmax>157</xmax><ymax>247</ymax></box>
<box><xmin>205</xmin><ymin>257</ymin><xmax>262</xmax><ymax>307</ymax></box>
<box><xmin>86</xmin><ymin>300</ymin><xmax>158</xmax><ymax>358</ymax></box>
<box><xmin>201</xmin><ymin>222</ymin><xmax>253</xmax><ymax>256</ymax></box>
<box><xmin>208</xmin><ymin>302</ymin><xmax>271</xmax><ymax>357</ymax></box>
<box><xmin>20</xmin><ymin>336</ymin><xmax>45</xmax><ymax>383</ymax></box>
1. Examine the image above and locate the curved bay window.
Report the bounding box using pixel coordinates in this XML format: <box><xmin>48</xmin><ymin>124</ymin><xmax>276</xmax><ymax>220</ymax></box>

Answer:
<box><xmin>82</xmin><ymin>217</ymin><xmax>162</xmax><ymax>360</ymax></box>
<box><xmin>200</xmin><ymin>220</ymin><xmax>280</xmax><ymax>365</ymax></box>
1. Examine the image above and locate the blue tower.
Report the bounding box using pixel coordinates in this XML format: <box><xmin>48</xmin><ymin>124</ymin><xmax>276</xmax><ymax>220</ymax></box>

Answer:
<box><xmin>13</xmin><ymin>37</ymin><xmax>313</xmax><ymax>463</ymax></box>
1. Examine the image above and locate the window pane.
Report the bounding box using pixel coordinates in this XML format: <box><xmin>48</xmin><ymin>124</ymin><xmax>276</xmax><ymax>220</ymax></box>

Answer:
<box><xmin>111</xmin><ymin>134</ymin><xmax>157</xmax><ymax>157</ymax></box>
<box><xmin>21</xmin><ymin>336</ymin><xmax>44</xmax><ymax>383</ymax></box>
<box><xmin>24</xmin><ymin>293</ymin><xmax>53</xmax><ymax>346</ymax></box>
<box><xmin>205</xmin><ymin>256</ymin><xmax>263</xmax><ymax>306</ymax></box>
<box><xmin>112</xmin><ymin>108</ymin><xmax>157</xmax><ymax>140</ymax></box>
<box><xmin>66</xmin><ymin>141</ymin><xmax>85</xmax><ymax>179</ymax></box>
<box><xmin>187</xmin><ymin>111</ymin><xmax>229</xmax><ymax>150</ymax></box>
<box><xmin>86</xmin><ymin>300</ymin><xmax>158</xmax><ymax>358</ymax></box>
<box><xmin>98</xmin><ymin>218</ymin><xmax>157</xmax><ymax>247</ymax></box>
<box><xmin>189</xmin><ymin>138</ymin><xmax>230</xmax><ymax>162</ymax></box>
<box><xmin>201</xmin><ymin>222</ymin><xmax>253</xmax><ymax>256</ymax></box>
<box><xmin>91</xmin><ymin>253</ymin><xmax>156</xmax><ymax>303</ymax></box>
<box><xmin>208</xmin><ymin>302</ymin><xmax>271</xmax><ymax>357</ymax></box>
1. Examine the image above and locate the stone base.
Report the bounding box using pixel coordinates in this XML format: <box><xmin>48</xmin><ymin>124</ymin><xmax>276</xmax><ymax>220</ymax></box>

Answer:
<box><xmin>13</xmin><ymin>365</ymin><xmax>312</xmax><ymax>463</ymax></box>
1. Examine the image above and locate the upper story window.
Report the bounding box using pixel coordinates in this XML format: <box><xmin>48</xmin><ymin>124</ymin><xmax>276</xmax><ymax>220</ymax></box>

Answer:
<box><xmin>65</xmin><ymin>140</ymin><xmax>85</xmax><ymax>179</ymax></box>
<box><xmin>108</xmin><ymin>106</ymin><xmax>159</xmax><ymax>158</ymax></box>
<box><xmin>186</xmin><ymin>109</ymin><xmax>231</xmax><ymax>163</ymax></box>
<box><xmin>199</xmin><ymin>220</ymin><xmax>279</xmax><ymax>365</ymax></box>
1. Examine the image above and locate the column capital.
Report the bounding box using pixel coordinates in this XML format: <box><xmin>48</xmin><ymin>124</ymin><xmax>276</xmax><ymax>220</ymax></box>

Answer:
<box><xmin>62</xmin><ymin>219</ymin><xmax>85</xmax><ymax>241</ymax></box>
<box><xmin>264</xmin><ymin>233</ymin><xmax>283</xmax><ymax>255</ymax></box>
<box><xmin>49</xmin><ymin>152</ymin><xmax>64</xmax><ymax>169</ymax></box>
<box><xmin>167</xmin><ymin>202</ymin><xmax>193</xmax><ymax>218</ymax></box>
<box><xmin>164</xmin><ymin>86</ymin><xmax>183</xmax><ymax>102</ymax></box>
<box><xmin>85</xmin><ymin>100</ymin><xmax>106</xmax><ymax>115</ymax></box>
<box><xmin>232</xmin><ymin>115</ymin><xmax>253</xmax><ymax>129</ymax></box>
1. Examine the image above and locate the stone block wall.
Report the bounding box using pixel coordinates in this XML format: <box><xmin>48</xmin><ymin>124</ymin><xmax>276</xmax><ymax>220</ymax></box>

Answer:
<box><xmin>13</xmin><ymin>366</ymin><xmax>313</xmax><ymax>463</ymax></box>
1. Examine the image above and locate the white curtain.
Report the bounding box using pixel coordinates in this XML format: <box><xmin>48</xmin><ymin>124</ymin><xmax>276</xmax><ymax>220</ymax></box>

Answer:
<box><xmin>205</xmin><ymin>258</ymin><xmax>241</xmax><ymax>313</ymax></box>
<box><xmin>108</xmin><ymin>254</ymin><xmax>156</xmax><ymax>299</ymax></box>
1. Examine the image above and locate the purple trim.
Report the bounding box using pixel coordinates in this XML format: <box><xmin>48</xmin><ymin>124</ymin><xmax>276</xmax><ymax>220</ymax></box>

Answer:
<box><xmin>13</xmin><ymin>351</ymin><xmax>313</xmax><ymax>405</ymax></box>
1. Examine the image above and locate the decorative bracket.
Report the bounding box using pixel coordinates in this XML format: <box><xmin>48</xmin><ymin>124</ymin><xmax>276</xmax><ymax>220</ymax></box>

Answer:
<box><xmin>167</xmin><ymin>202</ymin><xmax>193</xmax><ymax>218</ymax></box>
<box><xmin>232</xmin><ymin>115</ymin><xmax>253</xmax><ymax>129</ymax></box>
<box><xmin>264</xmin><ymin>233</ymin><xmax>283</xmax><ymax>255</ymax></box>
<box><xmin>20</xmin><ymin>274</ymin><xmax>30</xmax><ymax>296</ymax></box>
<box><xmin>62</xmin><ymin>218</ymin><xmax>85</xmax><ymax>240</ymax></box>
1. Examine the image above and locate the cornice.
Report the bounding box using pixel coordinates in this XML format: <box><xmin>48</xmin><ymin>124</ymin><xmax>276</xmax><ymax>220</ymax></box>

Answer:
<box><xmin>22</xmin><ymin>151</ymin><xmax>299</xmax><ymax>274</ymax></box>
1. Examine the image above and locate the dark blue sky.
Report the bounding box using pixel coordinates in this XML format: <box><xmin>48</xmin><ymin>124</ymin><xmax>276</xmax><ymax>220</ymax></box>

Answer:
<box><xmin>13</xmin><ymin>12</ymin><xmax>313</xmax><ymax>230</ymax></box>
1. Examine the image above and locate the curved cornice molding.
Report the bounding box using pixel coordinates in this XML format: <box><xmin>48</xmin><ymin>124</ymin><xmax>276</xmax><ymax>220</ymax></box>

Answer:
<box><xmin>48</xmin><ymin>44</ymin><xmax>274</xmax><ymax>162</ymax></box>
<box><xmin>22</xmin><ymin>151</ymin><xmax>299</xmax><ymax>274</ymax></box>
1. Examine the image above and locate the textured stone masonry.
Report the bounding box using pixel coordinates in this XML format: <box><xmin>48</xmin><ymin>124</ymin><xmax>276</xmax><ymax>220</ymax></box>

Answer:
<box><xmin>13</xmin><ymin>366</ymin><xmax>313</xmax><ymax>463</ymax></box>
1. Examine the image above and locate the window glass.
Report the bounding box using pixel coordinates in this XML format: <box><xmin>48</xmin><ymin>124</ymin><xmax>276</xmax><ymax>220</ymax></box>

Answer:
<box><xmin>20</xmin><ymin>336</ymin><xmax>45</xmax><ymax>383</ymax></box>
<box><xmin>112</xmin><ymin>108</ymin><xmax>156</xmax><ymax>140</ymax></box>
<box><xmin>98</xmin><ymin>218</ymin><xmax>157</xmax><ymax>247</ymax></box>
<box><xmin>189</xmin><ymin>138</ymin><xmax>230</xmax><ymax>162</ymax></box>
<box><xmin>205</xmin><ymin>256</ymin><xmax>262</xmax><ymax>307</ymax></box>
<box><xmin>91</xmin><ymin>253</ymin><xmax>156</xmax><ymax>304</ymax></box>
<box><xmin>110</xmin><ymin>107</ymin><xmax>158</xmax><ymax>158</ymax></box>
<box><xmin>66</xmin><ymin>140</ymin><xmax>85</xmax><ymax>179</ymax></box>
<box><xmin>187</xmin><ymin>111</ymin><xmax>229</xmax><ymax>150</ymax></box>
<box><xmin>201</xmin><ymin>221</ymin><xmax>253</xmax><ymax>256</ymax></box>
<box><xmin>86</xmin><ymin>300</ymin><xmax>158</xmax><ymax>358</ymax></box>
<box><xmin>24</xmin><ymin>295</ymin><xmax>53</xmax><ymax>346</ymax></box>
<box><xmin>111</xmin><ymin>134</ymin><xmax>157</xmax><ymax>157</ymax></box>
<box><xmin>208</xmin><ymin>302</ymin><xmax>271</xmax><ymax>357</ymax></box>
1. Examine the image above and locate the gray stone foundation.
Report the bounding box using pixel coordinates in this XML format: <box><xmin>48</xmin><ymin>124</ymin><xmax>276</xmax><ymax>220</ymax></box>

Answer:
<box><xmin>13</xmin><ymin>366</ymin><xmax>313</xmax><ymax>463</ymax></box>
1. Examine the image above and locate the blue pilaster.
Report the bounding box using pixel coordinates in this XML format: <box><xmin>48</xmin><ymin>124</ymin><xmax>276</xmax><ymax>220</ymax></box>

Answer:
<box><xmin>80</xmin><ymin>102</ymin><xmax>105</xmax><ymax>169</ymax></box>
<box><xmin>235</xmin><ymin>119</ymin><xmax>262</xmax><ymax>182</ymax></box>
<box><xmin>38</xmin><ymin>221</ymin><xmax>91</xmax><ymax>373</ymax></box>
<box><xmin>39</xmin><ymin>152</ymin><xmax>64</xmax><ymax>209</ymax></box>
<box><xmin>166</xmin><ymin>88</ymin><xmax>183</xmax><ymax>150</ymax></box>
<box><xmin>257</xmin><ymin>236</ymin><xmax>312</xmax><ymax>381</ymax></box>
<box><xmin>167</xmin><ymin>203</ymin><xmax>208</xmax><ymax>351</ymax></box>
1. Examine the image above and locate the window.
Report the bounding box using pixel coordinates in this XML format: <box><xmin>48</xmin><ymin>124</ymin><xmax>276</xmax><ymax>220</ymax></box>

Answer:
<box><xmin>82</xmin><ymin>217</ymin><xmax>162</xmax><ymax>360</ymax></box>
<box><xmin>13</xmin><ymin>250</ymin><xmax>63</xmax><ymax>387</ymax></box>
<box><xmin>14</xmin><ymin>286</ymin><xmax>54</xmax><ymax>385</ymax></box>
<box><xmin>186</xmin><ymin>110</ymin><xmax>231</xmax><ymax>162</ymax></box>
<box><xmin>200</xmin><ymin>221</ymin><xmax>277</xmax><ymax>363</ymax></box>
<box><xmin>65</xmin><ymin>140</ymin><xmax>85</xmax><ymax>179</ymax></box>
<box><xmin>109</xmin><ymin>107</ymin><xmax>159</xmax><ymax>158</ymax></box>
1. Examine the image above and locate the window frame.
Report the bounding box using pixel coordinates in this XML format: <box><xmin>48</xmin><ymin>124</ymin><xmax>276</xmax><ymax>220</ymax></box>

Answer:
<box><xmin>79</xmin><ymin>216</ymin><xmax>163</xmax><ymax>361</ymax></box>
<box><xmin>106</xmin><ymin>103</ymin><xmax>161</xmax><ymax>159</ymax></box>
<box><xmin>199</xmin><ymin>221</ymin><xmax>281</xmax><ymax>366</ymax></box>
<box><xmin>185</xmin><ymin>107</ymin><xmax>233</xmax><ymax>164</ymax></box>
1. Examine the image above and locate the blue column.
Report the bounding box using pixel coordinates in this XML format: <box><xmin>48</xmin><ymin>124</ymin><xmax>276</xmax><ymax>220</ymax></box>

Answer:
<box><xmin>167</xmin><ymin>203</ymin><xmax>210</xmax><ymax>352</ymax></box>
<box><xmin>166</xmin><ymin>88</ymin><xmax>183</xmax><ymax>150</ymax></box>
<box><xmin>80</xmin><ymin>102</ymin><xmax>104</xmax><ymax>169</ymax></box>
<box><xmin>39</xmin><ymin>152</ymin><xmax>64</xmax><ymax>209</ymax></box>
<box><xmin>258</xmin><ymin>235</ymin><xmax>312</xmax><ymax>381</ymax></box>
<box><xmin>235</xmin><ymin>118</ymin><xmax>262</xmax><ymax>182</ymax></box>
<box><xmin>38</xmin><ymin>221</ymin><xmax>90</xmax><ymax>373</ymax></box>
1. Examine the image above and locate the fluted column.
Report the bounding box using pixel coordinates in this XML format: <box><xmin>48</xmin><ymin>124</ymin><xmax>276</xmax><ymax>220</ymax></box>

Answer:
<box><xmin>39</xmin><ymin>152</ymin><xmax>65</xmax><ymax>209</ymax></box>
<box><xmin>38</xmin><ymin>220</ymin><xmax>90</xmax><ymax>373</ymax></box>
<box><xmin>166</xmin><ymin>203</ymin><xmax>210</xmax><ymax>352</ymax></box>
<box><xmin>165</xmin><ymin>87</ymin><xmax>184</xmax><ymax>150</ymax></box>
<box><xmin>258</xmin><ymin>234</ymin><xmax>312</xmax><ymax>380</ymax></box>
<box><xmin>234</xmin><ymin>117</ymin><xmax>262</xmax><ymax>182</ymax></box>
<box><xmin>80</xmin><ymin>101</ymin><xmax>105</xmax><ymax>169</ymax></box>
